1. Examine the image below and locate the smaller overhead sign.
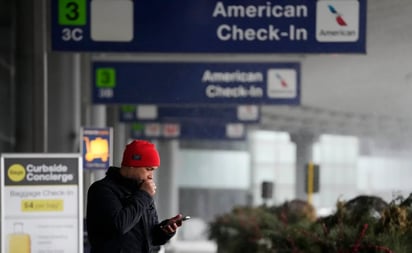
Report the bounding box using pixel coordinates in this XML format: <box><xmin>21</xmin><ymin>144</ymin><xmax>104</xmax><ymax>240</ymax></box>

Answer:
<box><xmin>119</xmin><ymin>105</ymin><xmax>260</xmax><ymax>123</ymax></box>
<box><xmin>131</xmin><ymin>121</ymin><xmax>246</xmax><ymax>141</ymax></box>
<box><xmin>93</xmin><ymin>62</ymin><xmax>300</xmax><ymax>105</ymax></box>
<box><xmin>80</xmin><ymin>127</ymin><xmax>113</xmax><ymax>170</ymax></box>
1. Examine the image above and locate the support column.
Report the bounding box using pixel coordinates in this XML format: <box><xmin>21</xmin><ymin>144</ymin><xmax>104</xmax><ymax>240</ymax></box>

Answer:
<box><xmin>47</xmin><ymin>53</ymin><xmax>82</xmax><ymax>153</ymax></box>
<box><xmin>112</xmin><ymin>122</ymin><xmax>127</xmax><ymax>167</ymax></box>
<box><xmin>15</xmin><ymin>0</ymin><xmax>48</xmax><ymax>152</ymax></box>
<box><xmin>156</xmin><ymin>140</ymin><xmax>179</xmax><ymax>220</ymax></box>
<box><xmin>80</xmin><ymin>54</ymin><xmax>107</xmax><ymax>214</ymax></box>
<box><xmin>106</xmin><ymin>105</ymin><xmax>128</xmax><ymax>168</ymax></box>
<box><xmin>247</xmin><ymin>130</ymin><xmax>258</xmax><ymax>206</ymax></box>
<box><xmin>80</xmin><ymin>53</ymin><xmax>107</xmax><ymax>183</ymax></box>
<box><xmin>87</xmin><ymin>105</ymin><xmax>107</xmax><ymax>181</ymax></box>
<box><xmin>290</xmin><ymin>132</ymin><xmax>318</xmax><ymax>200</ymax></box>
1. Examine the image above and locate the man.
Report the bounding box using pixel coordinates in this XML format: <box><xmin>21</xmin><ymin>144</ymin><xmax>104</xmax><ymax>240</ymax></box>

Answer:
<box><xmin>86</xmin><ymin>140</ymin><xmax>183</xmax><ymax>253</ymax></box>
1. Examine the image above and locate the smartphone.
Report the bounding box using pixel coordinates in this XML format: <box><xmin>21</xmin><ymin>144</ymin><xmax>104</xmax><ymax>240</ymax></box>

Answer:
<box><xmin>181</xmin><ymin>215</ymin><xmax>191</xmax><ymax>222</ymax></box>
<box><xmin>162</xmin><ymin>215</ymin><xmax>191</xmax><ymax>228</ymax></box>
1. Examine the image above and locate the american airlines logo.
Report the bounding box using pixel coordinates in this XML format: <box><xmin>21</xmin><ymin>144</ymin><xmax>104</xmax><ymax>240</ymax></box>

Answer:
<box><xmin>327</xmin><ymin>5</ymin><xmax>347</xmax><ymax>26</ymax></box>
<box><xmin>316</xmin><ymin>0</ymin><xmax>359</xmax><ymax>42</ymax></box>
<box><xmin>267</xmin><ymin>69</ymin><xmax>297</xmax><ymax>99</ymax></box>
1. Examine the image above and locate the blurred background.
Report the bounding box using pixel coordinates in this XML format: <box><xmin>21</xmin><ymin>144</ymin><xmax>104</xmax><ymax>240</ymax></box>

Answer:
<box><xmin>1</xmin><ymin>0</ymin><xmax>412</xmax><ymax>252</ymax></box>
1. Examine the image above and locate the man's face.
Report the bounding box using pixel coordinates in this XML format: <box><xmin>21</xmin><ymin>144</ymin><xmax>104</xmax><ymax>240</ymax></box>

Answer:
<box><xmin>121</xmin><ymin>166</ymin><xmax>158</xmax><ymax>181</ymax></box>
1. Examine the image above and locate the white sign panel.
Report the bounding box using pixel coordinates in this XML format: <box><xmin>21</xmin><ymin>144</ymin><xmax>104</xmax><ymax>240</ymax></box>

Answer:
<box><xmin>1</xmin><ymin>154</ymin><xmax>83</xmax><ymax>253</ymax></box>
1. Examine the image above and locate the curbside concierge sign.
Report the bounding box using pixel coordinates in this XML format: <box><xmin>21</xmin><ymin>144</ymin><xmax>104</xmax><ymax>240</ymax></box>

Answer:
<box><xmin>1</xmin><ymin>154</ymin><xmax>83</xmax><ymax>253</ymax></box>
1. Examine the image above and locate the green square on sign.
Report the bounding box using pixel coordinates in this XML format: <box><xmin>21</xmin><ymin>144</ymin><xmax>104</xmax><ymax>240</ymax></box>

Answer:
<box><xmin>132</xmin><ymin>123</ymin><xmax>144</xmax><ymax>131</ymax></box>
<box><xmin>121</xmin><ymin>105</ymin><xmax>136</xmax><ymax>113</ymax></box>
<box><xmin>59</xmin><ymin>0</ymin><xmax>87</xmax><ymax>26</ymax></box>
<box><xmin>96</xmin><ymin>68</ymin><xmax>116</xmax><ymax>88</ymax></box>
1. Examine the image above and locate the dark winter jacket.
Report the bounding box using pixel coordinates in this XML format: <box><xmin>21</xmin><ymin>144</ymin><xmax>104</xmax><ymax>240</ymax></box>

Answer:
<box><xmin>86</xmin><ymin>166</ymin><xmax>174</xmax><ymax>253</ymax></box>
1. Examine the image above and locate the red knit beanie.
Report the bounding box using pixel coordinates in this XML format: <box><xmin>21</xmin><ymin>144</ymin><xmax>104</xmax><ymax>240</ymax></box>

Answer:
<box><xmin>121</xmin><ymin>140</ymin><xmax>160</xmax><ymax>167</ymax></box>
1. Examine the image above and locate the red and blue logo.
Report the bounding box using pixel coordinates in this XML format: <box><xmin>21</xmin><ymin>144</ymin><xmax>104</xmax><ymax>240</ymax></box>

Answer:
<box><xmin>275</xmin><ymin>73</ymin><xmax>288</xmax><ymax>88</ymax></box>
<box><xmin>328</xmin><ymin>5</ymin><xmax>347</xmax><ymax>26</ymax></box>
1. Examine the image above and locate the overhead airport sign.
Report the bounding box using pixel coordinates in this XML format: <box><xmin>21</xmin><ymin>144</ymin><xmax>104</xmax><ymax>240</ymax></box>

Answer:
<box><xmin>51</xmin><ymin>0</ymin><xmax>366</xmax><ymax>53</ymax></box>
<box><xmin>130</xmin><ymin>122</ymin><xmax>246</xmax><ymax>141</ymax></box>
<box><xmin>119</xmin><ymin>105</ymin><xmax>260</xmax><ymax>123</ymax></box>
<box><xmin>92</xmin><ymin>62</ymin><xmax>300</xmax><ymax>105</ymax></box>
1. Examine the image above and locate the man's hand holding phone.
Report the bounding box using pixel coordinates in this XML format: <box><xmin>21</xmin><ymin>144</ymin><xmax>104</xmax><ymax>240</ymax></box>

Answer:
<box><xmin>160</xmin><ymin>214</ymin><xmax>191</xmax><ymax>235</ymax></box>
